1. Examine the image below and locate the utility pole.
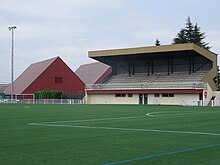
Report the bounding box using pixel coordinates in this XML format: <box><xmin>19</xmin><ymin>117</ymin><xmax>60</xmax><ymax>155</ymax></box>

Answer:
<box><xmin>8</xmin><ymin>26</ymin><xmax>17</xmax><ymax>101</ymax></box>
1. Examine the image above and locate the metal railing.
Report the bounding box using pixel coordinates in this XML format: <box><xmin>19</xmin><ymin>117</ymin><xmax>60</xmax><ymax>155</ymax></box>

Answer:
<box><xmin>187</xmin><ymin>100</ymin><xmax>220</xmax><ymax>107</ymax></box>
<box><xmin>86</xmin><ymin>82</ymin><xmax>207</xmax><ymax>90</ymax></box>
<box><xmin>0</xmin><ymin>99</ymin><xmax>84</xmax><ymax>105</ymax></box>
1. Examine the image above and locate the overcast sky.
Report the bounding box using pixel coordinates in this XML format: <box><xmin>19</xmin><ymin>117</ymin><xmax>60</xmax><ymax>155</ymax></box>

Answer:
<box><xmin>0</xmin><ymin>0</ymin><xmax>220</xmax><ymax>83</ymax></box>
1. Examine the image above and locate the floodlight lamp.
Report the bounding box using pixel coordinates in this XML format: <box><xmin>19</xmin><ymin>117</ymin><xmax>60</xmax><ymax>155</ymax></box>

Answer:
<box><xmin>8</xmin><ymin>26</ymin><xmax>17</xmax><ymax>31</ymax></box>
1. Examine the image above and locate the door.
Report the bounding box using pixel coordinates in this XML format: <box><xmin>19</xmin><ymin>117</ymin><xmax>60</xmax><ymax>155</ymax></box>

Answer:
<box><xmin>144</xmin><ymin>94</ymin><xmax>148</xmax><ymax>104</ymax></box>
<box><xmin>139</xmin><ymin>94</ymin><xmax>143</xmax><ymax>104</ymax></box>
<box><xmin>139</xmin><ymin>94</ymin><xmax>148</xmax><ymax>105</ymax></box>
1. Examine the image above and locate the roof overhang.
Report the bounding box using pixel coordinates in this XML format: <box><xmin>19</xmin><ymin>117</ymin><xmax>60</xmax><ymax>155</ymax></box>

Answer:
<box><xmin>86</xmin><ymin>89</ymin><xmax>203</xmax><ymax>94</ymax></box>
<box><xmin>89</xmin><ymin>43</ymin><xmax>218</xmax><ymax>91</ymax></box>
<box><xmin>89</xmin><ymin>43</ymin><xmax>217</xmax><ymax>62</ymax></box>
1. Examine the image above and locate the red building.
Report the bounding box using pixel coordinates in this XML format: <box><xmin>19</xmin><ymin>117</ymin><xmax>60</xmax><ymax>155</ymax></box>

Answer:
<box><xmin>4</xmin><ymin>57</ymin><xmax>85</xmax><ymax>98</ymax></box>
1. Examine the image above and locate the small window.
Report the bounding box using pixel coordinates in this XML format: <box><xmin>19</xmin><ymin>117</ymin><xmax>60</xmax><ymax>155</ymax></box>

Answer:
<box><xmin>128</xmin><ymin>94</ymin><xmax>133</xmax><ymax>97</ymax></box>
<box><xmin>162</xmin><ymin>93</ymin><xmax>174</xmax><ymax>97</ymax></box>
<box><xmin>54</xmin><ymin>77</ymin><xmax>63</xmax><ymax>84</ymax></box>
<box><xmin>115</xmin><ymin>94</ymin><xmax>126</xmax><ymax>97</ymax></box>
<box><xmin>154</xmin><ymin>94</ymin><xmax>160</xmax><ymax>97</ymax></box>
<box><xmin>162</xmin><ymin>94</ymin><xmax>169</xmax><ymax>97</ymax></box>
<box><xmin>169</xmin><ymin>93</ymin><xmax>174</xmax><ymax>97</ymax></box>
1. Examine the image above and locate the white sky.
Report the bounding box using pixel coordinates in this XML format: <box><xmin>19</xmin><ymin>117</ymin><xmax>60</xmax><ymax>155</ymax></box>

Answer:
<box><xmin>0</xmin><ymin>0</ymin><xmax>220</xmax><ymax>83</ymax></box>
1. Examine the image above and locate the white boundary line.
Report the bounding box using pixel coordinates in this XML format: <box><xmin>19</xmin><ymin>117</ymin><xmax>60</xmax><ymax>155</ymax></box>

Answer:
<box><xmin>40</xmin><ymin>116</ymin><xmax>146</xmax><ymax>124</ymax></box>
<box><xmin>38</xmin><ymin>111</ymin><xmax>220</xmax><ymax>124</ymax></box>
<box><xmin>28</xmin><ymin>111</ymin><xmax>220</xmax><ymax>137</ymax></box>
<box><xmin>28</xmin><ymin>122</ymin><xmax>220</xmax><ymax>136</ymax></box>
<box><xmin>146</xmin><ymin>111</ymin><xmax>220</xmax><ymax>117</ymax></box>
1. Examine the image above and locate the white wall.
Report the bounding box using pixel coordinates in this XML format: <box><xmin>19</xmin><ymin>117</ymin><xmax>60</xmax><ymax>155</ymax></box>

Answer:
<box><xmin>203</xmin><ymin>83</ymin><xmax>213</xmax><ymax>106</ymax></box>
<box><xmin>87</xmin><ymin>94</ymin><xmax>139</xmax><ymax>104</ymax></box>
<box><xmin>86</xmin><ymin>93</ymin><xmax>200</xmax><ymax>105</ymax></box>
<box><xmin>148</xmin><ymin>94</ymin><xmax>200</xmax><ymax>105</ymax></box>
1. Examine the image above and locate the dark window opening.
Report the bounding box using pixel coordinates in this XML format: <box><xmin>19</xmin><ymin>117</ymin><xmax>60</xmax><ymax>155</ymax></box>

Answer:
<box><xmin>162</xmin><ymin>93</ymin><xmax>174</xmax><ymax>97</ymax></box>
<box><xmin>115</xmin><ymin>94</ymin><xmax>126</xmax><ymax>97</ymax></box>
<box><xmin>128</xmin><ymin>94</ymin><xmax>133</xmax><ymax>97</ymax></box>
<box><xmin>55</xmin><ymin>77</ymin><xmax>63</xmax><ymax>84</ymax></box>
<box><xmin>154</xmin><ymin>94</ymin><xmax>160</xmax><ymax>97</ymax></box>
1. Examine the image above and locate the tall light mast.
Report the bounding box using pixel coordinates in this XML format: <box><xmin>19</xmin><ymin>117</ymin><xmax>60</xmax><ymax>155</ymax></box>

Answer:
<box><xmin>8</xmin><ymin>26</ymin><xmax>17</xmax><ymax>101</ymax></box>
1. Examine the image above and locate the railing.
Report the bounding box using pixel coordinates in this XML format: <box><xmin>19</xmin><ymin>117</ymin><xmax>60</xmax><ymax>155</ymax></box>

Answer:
<box><xmin>86</xmin><ymin>82</ymin><xmax>207</xmax><ymax>90</ymax></box>
<box><xmin>186</xmin><ymin>100</ymin><xmax>220</xmax><ymax>107</ymax></box>
<box><xmin>0</xmin><ymin>99</ymin><xmax>84</xmax><ymax>105</ymax></box>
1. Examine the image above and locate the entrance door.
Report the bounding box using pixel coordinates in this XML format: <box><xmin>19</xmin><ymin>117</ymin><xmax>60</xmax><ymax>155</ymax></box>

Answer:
<box><xmin>144</xmin><ymin>94</ymin><xmax>148</xmax><ymax>104</ymax></box>
<box><xmin>139</xmin><ymin>94</ymin><xmax>143</xmax><ymax>104</ymax></box>
<box><xmin>139</xmin><ymin>94</ymin><xmax>148</xmax><ymax>105</ymax></box>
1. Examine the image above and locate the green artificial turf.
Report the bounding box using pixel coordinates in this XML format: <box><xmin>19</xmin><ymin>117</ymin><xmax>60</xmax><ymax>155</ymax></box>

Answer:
<box><xmin>0</xmin><ymin>104</ymin><xmax>219</xmax><ymax>165</ymax></box>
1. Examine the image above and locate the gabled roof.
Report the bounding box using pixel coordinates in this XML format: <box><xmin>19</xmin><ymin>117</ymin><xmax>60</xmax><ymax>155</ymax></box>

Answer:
<box><xmin>4</xmin><ymin>57</ymin><xmax>57</xmax><ymax>95</ymax></box>
<box><xmin>75</xmin><ymin>62</ymin><xmax>111</xmax><ymax>84</ymax></box>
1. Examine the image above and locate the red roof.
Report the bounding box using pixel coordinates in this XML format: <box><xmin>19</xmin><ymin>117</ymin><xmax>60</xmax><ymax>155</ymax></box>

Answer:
<box><xmin>5</xmin><ymin>57</ymin><xmax>57</xmax><ymax>95</ymax></box>
<box><xmin>4</xmin><ymin>57</ymin><xmax>85</xmax><ymax>95</ymax></box>
<box><xmin>75</xmin><ymin>62</ymin><xmax>111</xmax><ymax>84</ymax></box>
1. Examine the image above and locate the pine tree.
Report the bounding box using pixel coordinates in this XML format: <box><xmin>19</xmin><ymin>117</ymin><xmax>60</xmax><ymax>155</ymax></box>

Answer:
<box><xmin>173</xmin><ymin>29</ymin><xmax>187</xmax><ymax>44</ymax></box>
<box><xmin>185</xmin><ymin>17</ymin><xmax>194</xmax><ymax>43</ymax></box>
<box><xmin>193</xmin><ymin>23</ymin><xmax>210</xmax><ymax>49</ymax></box>
<box><xmin>173</xmin><ymin>17</ymin><xmax>210</xmax><ymax>50</ymax></box>
<box><xmin>155</xmin><ymin>38</ymin><xmax>161</xmax><ymax>46</ymax></box>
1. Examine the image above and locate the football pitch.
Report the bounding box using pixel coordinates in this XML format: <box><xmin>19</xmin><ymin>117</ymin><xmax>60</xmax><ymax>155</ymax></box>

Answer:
<box><xmin>0</xmin><ymin>104</ymin><xmax>219</xmax><ymax>165</ymax></box>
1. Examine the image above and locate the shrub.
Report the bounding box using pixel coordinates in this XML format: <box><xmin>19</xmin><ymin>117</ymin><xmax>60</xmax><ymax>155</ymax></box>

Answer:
<box><xmin>34</xmin><ymin>90</ymin><xmax>62</xmax><ymax>99</ymax></box>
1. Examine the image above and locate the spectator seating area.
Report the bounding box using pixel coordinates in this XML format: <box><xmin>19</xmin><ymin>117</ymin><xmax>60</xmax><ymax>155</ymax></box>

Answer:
<box><xmin>107</xmin><ymin>71</ymin><xmax>208</xmax><ymax>84</ymax></box>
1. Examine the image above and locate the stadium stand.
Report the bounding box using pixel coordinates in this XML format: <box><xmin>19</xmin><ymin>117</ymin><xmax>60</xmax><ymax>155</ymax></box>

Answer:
<box><xmin>85</xmin><ymin>43</ymin><xmax>218</xmax><ymax>105</ymax></box>
<box><xmin>107</xmin><ymin>71</ymin><xmax>208</xmax><ymax>84</ymax></box>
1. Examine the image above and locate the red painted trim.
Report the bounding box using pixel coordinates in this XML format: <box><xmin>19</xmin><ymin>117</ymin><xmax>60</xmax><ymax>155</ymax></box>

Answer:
<box><xmin>86</xmin><ymin>89</ymin><xmax>203</xmax><ymax>94</ymax></box>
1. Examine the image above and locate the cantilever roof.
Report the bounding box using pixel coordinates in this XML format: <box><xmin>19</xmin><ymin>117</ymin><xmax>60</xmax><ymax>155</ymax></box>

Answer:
<box><xmin>89</xmin><ymin>43</ymin><xmax>217</xmax><ymax>61</ymax></box>
<box><xmin>88</xmin><ymin>43</ymin><xmax>218</xmax><ymax>90</ymax></box>
<box><xmin>4</xmin><ymin>57</ymin><xmax>57</xmax><ymax>95</ymax></box>
<box><xmin>75</xmin><ymin>62</ymin><xmax>111</xmax><ymax>84</ymax></box>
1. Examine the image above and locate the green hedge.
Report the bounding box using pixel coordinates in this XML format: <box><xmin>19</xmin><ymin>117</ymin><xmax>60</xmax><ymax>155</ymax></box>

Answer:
<box><xmin>34</xmin><ymin>90</ymin><xmax>62</xmax><ymax>99</ymax></box>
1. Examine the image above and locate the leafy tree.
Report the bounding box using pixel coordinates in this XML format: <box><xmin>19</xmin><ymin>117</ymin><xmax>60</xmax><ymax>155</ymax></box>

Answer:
<box><xmin>214</xmin><ymin>66</ymin><xmax>220</xmax><ymax>91</ymax></box>
<box><xmin>155</xmin><ymin>38</ymin><xmax>161</xmax><ymax>46</ymax></box>
<box><xmin>173</xmin><ymin>17</ymin><xmax>210</xmax><ymax>50</ymax></box>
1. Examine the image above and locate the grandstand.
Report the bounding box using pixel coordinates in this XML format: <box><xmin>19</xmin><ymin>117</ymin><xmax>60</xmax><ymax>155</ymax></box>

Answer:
<box><xmin>107</xmin><ymin>71</ymin><xmax>208</xmax><ymax>83</ymax></box>
<box><xmin>85</xmin><ymin>43</ymin><xmax>218</xmax><ymax>105</ymax></box>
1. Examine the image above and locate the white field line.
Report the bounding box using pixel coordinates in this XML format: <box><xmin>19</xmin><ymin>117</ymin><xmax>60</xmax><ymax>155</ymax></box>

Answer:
<box><xmin>39</xmin><ymin>116</ymin><xmax>146</xmax><ymax>124</ymax></box>
<box><xmin>146</xmin><ymin>112</ymin><xmax>160</xmax><ymax>117</ymax></box>
<box><xmin>28</xmin><ymin>122</ymin><xmax>220</xmax><ymax>136</ymax></box>
<box><xmin>146</xmin><ymin>111</ymin><xmax>220</xmax><ymax>117</ymax></box>
<box><xmin>36</xmin><ymin>111</ymin><xmax>220</xmax><ymax>124</ymax></box>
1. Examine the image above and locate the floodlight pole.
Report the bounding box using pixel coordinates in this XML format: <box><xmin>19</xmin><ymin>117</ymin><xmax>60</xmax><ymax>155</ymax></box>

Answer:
<box><xmin>8</xmin><ymin>26</ymin><xmax>17</xmax><ymax>101</ymax></box>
